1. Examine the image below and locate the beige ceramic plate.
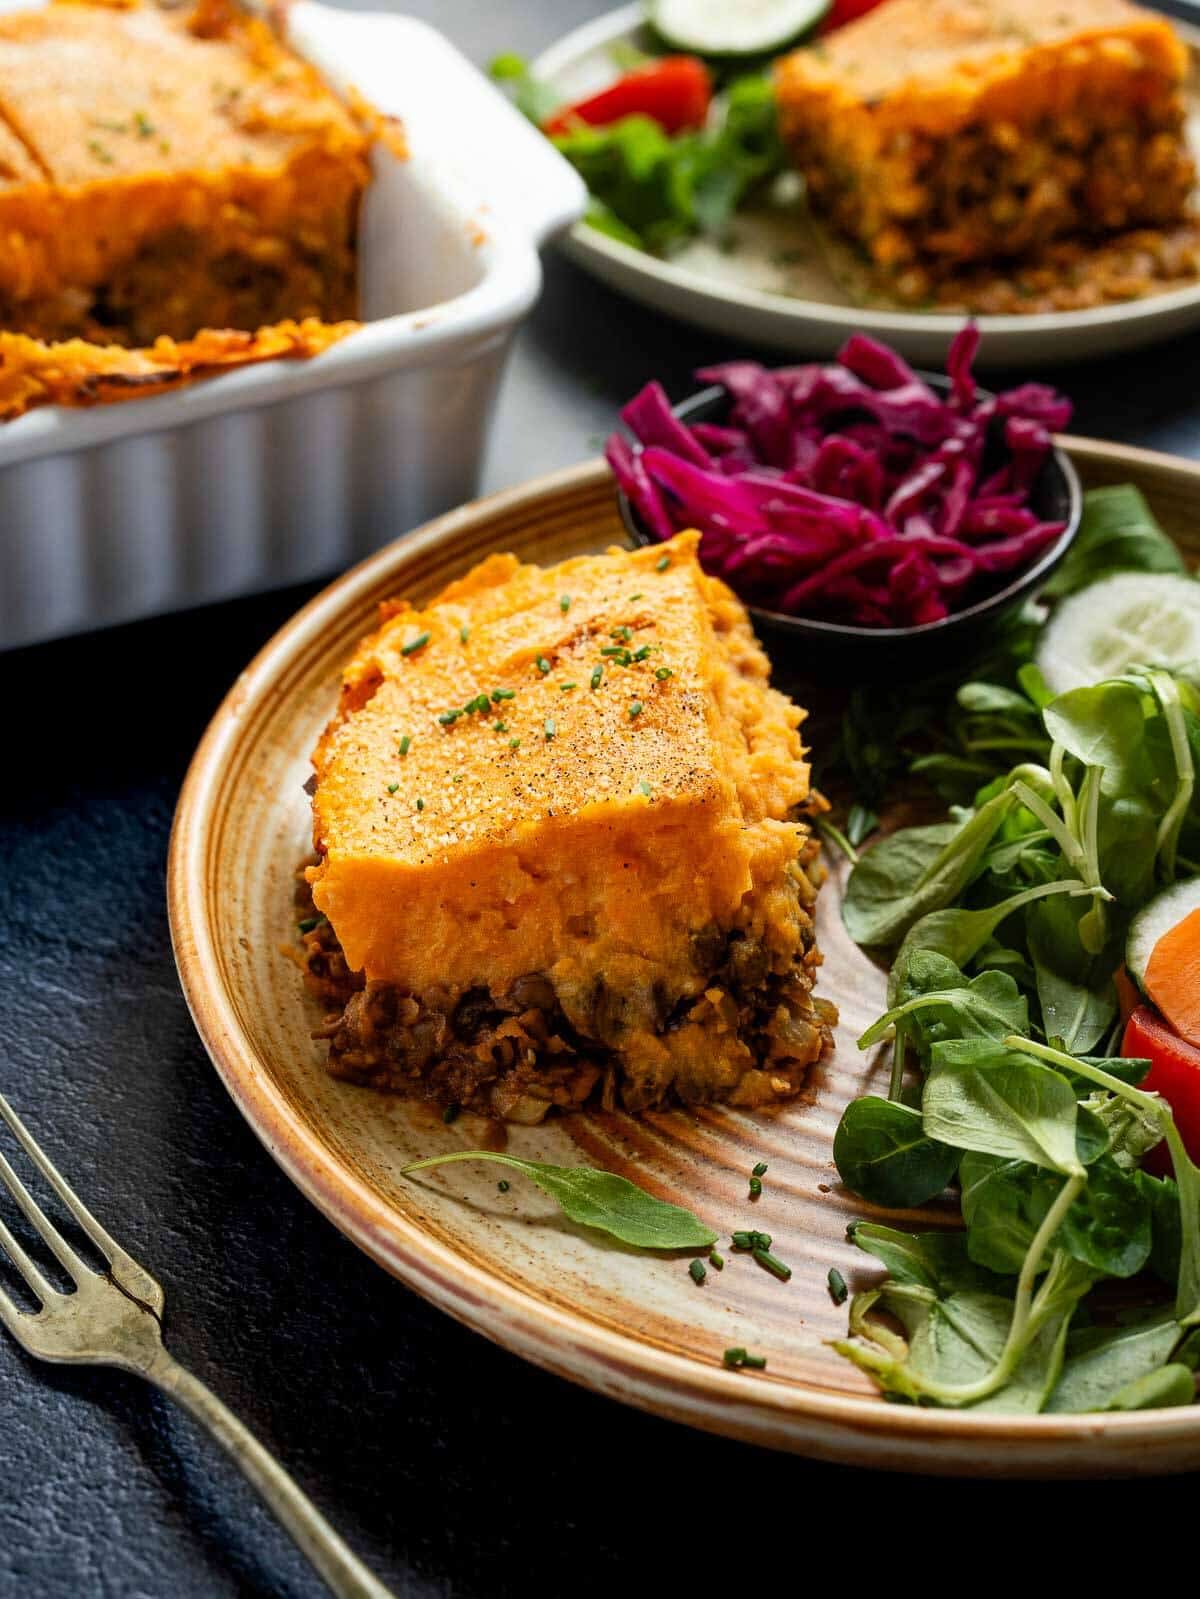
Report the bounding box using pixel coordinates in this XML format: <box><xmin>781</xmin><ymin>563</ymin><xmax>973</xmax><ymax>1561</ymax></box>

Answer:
<box><xmin>170</xmin><ymin>442</ymin><xmax>1200</xmax><ymax>1477</ymax></box>
<box><xmin>534</xmin><ymin>5</ymin><xmax>1200</xmax><ymax>368</ymax></box>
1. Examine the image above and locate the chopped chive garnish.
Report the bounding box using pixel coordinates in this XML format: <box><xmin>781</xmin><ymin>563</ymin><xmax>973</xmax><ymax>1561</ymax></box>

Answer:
<box><xmin>629</xmin><ymin>701</ymin><xmax>643</xmax><ymax>719</ymax></box>
<box><xmin>723</xmin><ymin>1347</ymin><xmax>767</xmax><ymax>1370</ymax></box>
<box><xmin>460</xmin><ymin>625</ymin><xmax>470</xmax><ymax>643</ymax></box>
<box><xmin>442</xmin><ymin>1103</ymin><xmax>460</xmax><ymax>1124</ymax></box>
<box><xmin>544</xmin><ymin>718</ymin><xmax>556</xmax><ymax>740</ymax></box>
<box><xmin>752</xmin><ymin>1248</ymin><xmax>792</xmax><ymax>1282</ymax></box>
<box><xmin>709</xmin><ymin>1250</ymin><xmax>724</xmax><ymax>1270</ymax></box>
<box><xmin>492</xmin><ymin>688</ymin><xmax>516</xmax><ymax>701</ymax></box>
<box><xmin>438</xmin><ymin>710</ymin><xmax>460</xmax><ymax>726</ymax></box>
<box><xmin>655</xmin><ymin>667</ymin><xmax>673</xmax><ymax>680</ymax></box>
<box><xmin>560</xmin><ymin>682</ymin><xmax>576</xmax><ymax>691</ymax></box>
<box><xmin>398</xmin><ymin>735</ymin><xmax>411</xmax><ymax>755</ymax></box>
<box><xmin>828</xmin><ymin>1267</ymin><xmax>848</xmax><ymax>1305</ymax></box>
<box><xmin>591</xmin><ymin>665</ymin><xmax>603</xmax><ymax>690</ymax></box>
<box><xmin>560</xmin><ymin>594</ymin><xmax>571</xmax><ymax>613</ymax></box>
<box><xmin>600</xmin><ymin>645</ymin><xmax>626</xmax><ymax>659</ymax></box>
<box><xmin>656</xmin><ymin>555</ymin><xmax>671</xmax><ymax>571</ymax></box>
<box><xmin>509</xmin><ymin>737</ymin><xmax>521</xmax><ymax>750</ymax></box>
<box><xmin>494</xmin><ymin>721</ymin><xmax>508</xmax><ymax>733</ymax></box>
<box><xmin>611</xmin><ymin>626</ymin><xmax>632</xmax><ymax>642</ymax></box>
<box><xmin>632</xmin><ymin>645</ymin><xmax>651</xmax><ymax>662</ymax></box>
<box><xmin>731</xmin><ymin>1230</ymin><xmax>772</xmax><ymax>1252</ymax></box>
<box><xmin>416</xmin><ymin>797</ymin><xmax>425</xmax><ymax>811</ymax></box>
<box><xmin>297</xmin><ymin>916</ymin><xmax>323</xmax><ymax>934</ymax></box>
<box><xmin>134</xmin><ymin>110</ymin><xmax>155</xmax><ymax>138</ymax></box>
<box><xmin>752</xmin><ymin>1161</ymin><xmax>768</xmax><ymax>1178</ymax></box>
<box><xmin>536</xmin><ymin>656</ymin><xmax>551</xmax><ymax>675</ymax></box>
<box><xmin>401</xmin><ymin>631</ymin><xmax>431</xmax><ymax>656</ymax></box>
<box><xmin>749</xmin><ymin>1176</ymin><xmax>763</xmax><ymax>1198</ymax></box>
<box><xmin>638</xmin><ymin>780</ymin><xmax>652</xmax><ymax>798</ymax></box>
<box><xmin>689</xmin><ymin>1259</ymin><xmax>707</xmax><ymax>1286</ymax></box>
<box><xmin>386</xmin><ymin>782</ymin><xmax>399</xmax><ymax>794</ymax></box>
<box><xmin>498</xmin><ymin>1179</ymin><xmax>510</xmax><ymax>1192</ymax></box>
<box><xmin>452</xmin><ymin>774</ymin><xmax>462</xmax><ymax>784</ymax></box>
<box><xmin>630</xmin><ymin>593</ymin><xmax>643</xmax><ymax>601</ymax></box>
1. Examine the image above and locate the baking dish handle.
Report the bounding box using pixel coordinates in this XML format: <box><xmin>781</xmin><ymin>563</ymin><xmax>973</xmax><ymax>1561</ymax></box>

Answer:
<box><xmin>287</xmin><ymin>5</ymin><xmax>587</xmax><ymax>247</ymax></box>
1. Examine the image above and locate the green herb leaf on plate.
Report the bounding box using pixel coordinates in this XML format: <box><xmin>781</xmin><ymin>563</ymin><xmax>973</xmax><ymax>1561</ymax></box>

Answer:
<box><xmin>400</xmin><ymin>1150</ymin><xmax>717</xmax><ymax>1250</ymax></box>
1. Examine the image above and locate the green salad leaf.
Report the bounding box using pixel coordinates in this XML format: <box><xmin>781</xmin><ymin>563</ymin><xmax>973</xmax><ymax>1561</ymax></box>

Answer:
<box><xmin>829</xmin><ymin>484</ymin><xmax>1200</xmax><ymax>1412</ymax></box>
<box><xmin>1042</xmin><ymin>484</ymin><xmax>1188</xmax><ymax>599</ymax></box>
<box><xmin>1045</xmin><ymin>1309</ymin><xmax>1183</xmax><ymax>1412</ymax></box>
<box><xmin>492</xmin><ymin>59</ymin><xmax>786</xmax><ymax>254</ymax></box>
<box><xmin>832</xmin><ymin>1097</ymin><xmax>958</xmax><ymax>1209</ymax></box>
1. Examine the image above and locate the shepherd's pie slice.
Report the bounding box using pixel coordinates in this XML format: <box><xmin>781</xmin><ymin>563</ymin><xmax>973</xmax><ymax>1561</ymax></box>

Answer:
<box><xmin>775</xmin><ymin>0</ymin><xmax>1195</xmax><ymax>293</ymax></box>
<box><xmin>301</xmin><ymin>531</ymin><xmax>836</xmax><ymax>1123</ymax></box>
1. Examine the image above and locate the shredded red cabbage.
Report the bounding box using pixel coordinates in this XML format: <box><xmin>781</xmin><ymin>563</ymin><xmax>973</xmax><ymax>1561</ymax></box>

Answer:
<box><xmin>605</xmin><ymin>327</ymin><xmax>1072</xmax><ymax>629</ymax></box>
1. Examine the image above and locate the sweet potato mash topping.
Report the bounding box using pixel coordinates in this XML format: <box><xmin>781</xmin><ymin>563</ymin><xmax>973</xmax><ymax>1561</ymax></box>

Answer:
<box><xmin>303</xmin><ymin>534</ymin><xmax>836</xmax><ymax>1122</ymax></box>
<box><xmin>0</xmin><ymin>0</ymin><xmax>393</xmax><ymax>416</ymax></box>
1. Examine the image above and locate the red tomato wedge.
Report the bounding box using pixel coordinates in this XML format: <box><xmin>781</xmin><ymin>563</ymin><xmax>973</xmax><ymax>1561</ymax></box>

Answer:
<box><xmin>1123</xmin><ymin>1004</ymin><xmax>1200</xmax><ymax>1169</ymax></box>
<box><xmin>821</xmin><ymin>0</ymin><xmax>888</xmax><ymax>31</ymax></box>
<box><xmin>543</xmin><ymin>57</ymin><xmax>712</xmax><ymax>137</ymax></box>
<box><xmin>1143</xmin><ymin>904</ymin><xmax>1200</xmax><ymax>1048</ymax></box>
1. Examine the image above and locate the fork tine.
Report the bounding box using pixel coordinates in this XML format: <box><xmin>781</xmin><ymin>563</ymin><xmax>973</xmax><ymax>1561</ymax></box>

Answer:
<box><xmin>0</xmin><ymin>1140</ymin><xmax>89</xmax><ymax>1283</ymax></box>
<box><xmin>0</xmin><ymin>1093</ymin><xmax>160</xmax><ymax>1309</ymax></box>
<box><xmin>0</xmin><ymin>1212</ymin><xmax>55</xmax><ymax>1304</ymax></box>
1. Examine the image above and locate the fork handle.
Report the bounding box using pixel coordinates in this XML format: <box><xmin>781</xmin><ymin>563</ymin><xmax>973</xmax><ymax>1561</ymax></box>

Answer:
<box><xmin>145</xmin><ymin>1350</ymin><xmax>395</xmax><ymax>1599</ymax></box>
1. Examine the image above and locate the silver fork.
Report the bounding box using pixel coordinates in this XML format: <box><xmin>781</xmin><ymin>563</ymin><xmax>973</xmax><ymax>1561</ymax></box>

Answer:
<box><xmin>0</xmin><ymin>1092</ymin><xmax>394</xmax><ymax>1599</ymax></box>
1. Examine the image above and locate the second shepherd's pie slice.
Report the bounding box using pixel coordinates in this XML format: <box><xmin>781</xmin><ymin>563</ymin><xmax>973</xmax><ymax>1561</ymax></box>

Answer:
<box><xmin>775</xmin><ymin>0</ymin><xmax>1195</xmax><ymax>293</ymax></box>
<box><xmin>301</xmin><ymin>531</ymin><xmax>836</xmax><ymax>1123</ymax></box>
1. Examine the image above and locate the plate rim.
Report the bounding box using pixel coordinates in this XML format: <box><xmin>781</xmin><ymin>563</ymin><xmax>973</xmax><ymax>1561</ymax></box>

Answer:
<box><xmin>531</xmin><ymin>3</ymin><xmax>1200</xmax><ymax>345</ymax></box>
<box><xmin>169</xmin><ymin>446</ymin><xmax>1200</xmax><ymax>1473</ymax></box>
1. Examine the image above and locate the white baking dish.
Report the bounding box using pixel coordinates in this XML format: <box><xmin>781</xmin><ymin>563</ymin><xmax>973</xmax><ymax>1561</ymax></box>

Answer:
<box><xmin>0</xmin><ymin>4</ymin><xmax>585</xmax><ymax>650</ymax></box>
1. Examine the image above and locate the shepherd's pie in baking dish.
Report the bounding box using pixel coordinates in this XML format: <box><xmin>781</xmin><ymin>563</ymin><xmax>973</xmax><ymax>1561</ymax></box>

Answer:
<box><xmin>0</xmin><ymin>0</ymin><xmax>396</xmax><ymax>417</ymax></box>
<box><xmin>775</xmin><ymin>0</ymin><xmax>1195</xmax><ymax>300</ymax></box>
<box><xmin>299</xmin><ymin>532</ymin><xmax>836</xmax><ymax>1124</ymax></box>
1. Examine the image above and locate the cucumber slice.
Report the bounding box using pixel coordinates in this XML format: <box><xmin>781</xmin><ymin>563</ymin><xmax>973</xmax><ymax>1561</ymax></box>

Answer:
<box><xmin>1036</xmin><ymin>572</ymin><xmax>1200</xmax><ymax>696</ymax></box>
<box><xmin>1127</xmin><ymin>878</ymin><xmax>1200</xmax><ymax>994</ymax></box>
<box><xmin>647</xmin><ymin>0</ymin><xmax>831</xmax><ymax>57</ymax></box>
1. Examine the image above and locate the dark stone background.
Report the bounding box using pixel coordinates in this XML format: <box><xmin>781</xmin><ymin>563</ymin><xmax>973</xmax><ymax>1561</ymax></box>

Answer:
<box><xmin>3</xmin><ymin>3</ymin><xmax>1199</xmax><ymax>1593</ymax></box>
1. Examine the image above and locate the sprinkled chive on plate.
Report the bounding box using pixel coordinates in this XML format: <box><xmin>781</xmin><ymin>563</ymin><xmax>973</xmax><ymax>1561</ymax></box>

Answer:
<box><xmin>172</xmin><ymin>442</ymin><xmax>1200</xmax><ymax>1474</ymax></box>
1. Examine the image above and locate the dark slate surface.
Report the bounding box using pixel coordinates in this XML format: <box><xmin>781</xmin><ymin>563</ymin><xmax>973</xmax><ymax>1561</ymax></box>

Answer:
<box><xmin>3</xmin><ymin>3</ymin><xmax>1200</xmax><ymax>1594</ymax></box>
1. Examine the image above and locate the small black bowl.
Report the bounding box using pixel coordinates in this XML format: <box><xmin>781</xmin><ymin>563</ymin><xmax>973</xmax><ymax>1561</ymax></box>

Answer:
<box><xmin>615</xmin><ymin>376</ymin><xmax>1082</xmax><ymax>675</ymax></box>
